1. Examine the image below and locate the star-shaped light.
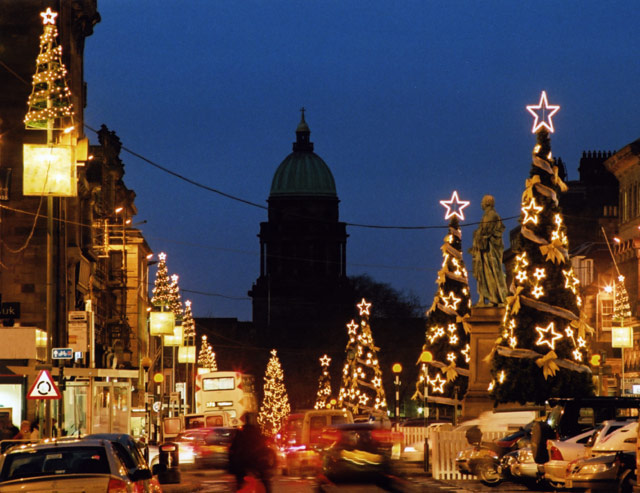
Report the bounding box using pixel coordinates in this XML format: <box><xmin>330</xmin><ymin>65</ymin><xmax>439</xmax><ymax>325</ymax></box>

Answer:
<box><xmin>440</xmin><ymin>191</ymin><xmax>470</xmax><ymax>221</ymax></box>
<box><xmin>346</xmin><ymin>320</ymin><xmax>358</xmax><ymax>335</ymax></box>
<box><xmin>358</xmin><ymin>394</ymin><xmax>369</xmax><ymax>405</ymax></box>
<box><xmin>572</xmin><ymin>349</ymin><xmax>583</xmax><ymax>362</ymax></box>
<box><xmin>535</xmin><ymin>322</ymin><xmax>563</xmax><ymax>350</ymax></box>
<box><xmin>447</xmin><ymin>352</ymin><xmax>456</xmax><ymax>363</ymax></box>
<box><xmin>40</xmin><ymin>7</ymin><xmax>58</xmax><ymax>25</ymax></box>
<box><xmin>533</xmin><ymin>268</ymin><xmax>546</xmax><ymax>281</ymax></box>
<box><xmin>526</xmin><ymin>91</ymin><xmax>560</xmax><ymax>133</ymax></box>
<box><xmin>509</xmin><ymin>336</ymin><xmax>517</xmax><ymax>348</ymax></box>
<box><xmin>159</xmin><ymin>252</ymin><xmax>167</xmax><ymax>262</ymax></box>
<box><xmin>522</xmin><ymin>198</ymin><xmax>543</xmax><ymax>225</ymax></box>
<box><xmin>171</xmin><ymin>274</ymin><xmax>179</xmax><ymax>283</ymax></box>
<box><xmin>372</xmin><ymin>376</ymin><xmax>382</xmax><ymax>388</ymax></box>
<box><xmin>531</xmin><ymin>285</ymin><xmax>544</xmax><ymax>299</ymax></box>
<box><xmin>498</xmin><ymin>370</ymin><xmax>506</xmax><ymax>384</ymax></box>
<box><xmin>429</xmin><ymin>373</ymin><xmax>447</xmax><ymax>393</ymax></box>
<box><xmin>462</xmin><ymin>343</ymin><xmax>471</xmax><ymax>363</ymax></box>
<box><xmin>449</xmin><ymin>334</ymin><xmax>459</xmax><ymax>345</ymax></box>
<box><xmin>319</xmin><ymin>354</ymin><xmax>331</xmax><ymax>366</ymax></box>
<box><xmin>488</xmin><ymin>381</ymin><xmax>495</xmax><ymax>391</ymax></box>
<box><xmin>185</xmin><ymin>300</ymin><xmax>191</xmax><ymax>308</ymax></box>
<box><xmin>515</xmin><ymin>270</ymin><xmax>528</xmax><ymax>283</ymax></box>
<box><xmin>577</xmin><ymin>337</ymin><xmax>586</xmax><ymax>348</ymax></box>
<box><xmin>442</xmin><ymin>291</ymin><xmax>461</xmax><ymax>310</ymax></box>
<box><xmin>357</xmin><ymin>298</ymin><xmax>372</xmax><ymax>316</ymax></box>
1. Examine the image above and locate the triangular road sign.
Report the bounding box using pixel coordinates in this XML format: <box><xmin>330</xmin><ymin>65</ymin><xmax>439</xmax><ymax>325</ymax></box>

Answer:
<box><xmin>27</xmin><ymin>370</ymin><xmax>61</xmax><ymax>400</ymax></box>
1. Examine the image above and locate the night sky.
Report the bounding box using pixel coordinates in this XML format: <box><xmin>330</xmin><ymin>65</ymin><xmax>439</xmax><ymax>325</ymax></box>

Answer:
<box><xmin>83</xmin><ymin>1</ymin><xmax>640</xmax><ymax>321</ymax></box>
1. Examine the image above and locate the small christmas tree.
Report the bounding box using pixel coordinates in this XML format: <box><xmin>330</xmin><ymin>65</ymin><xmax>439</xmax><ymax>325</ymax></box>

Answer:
<box><xmin>489</xmin><ymin>93</ymin><xmax>594</xmax><ymax>404</ymax></box>
<box><xmin>613</xmin><ymin>275</ymin><xmax>632</xmax><ymax>323</ymax></box>
<box><xmin>182</xmin><ymin>300</ymin><xmax>196</xmax><ymax>343</ymax></box>
<box><xmin>151</xmin><ymin>252</ymin><xmax>171</xmax><ymax>309</ymax></box>
<box><xmin>414</xmin><ymin>208</ymin><xmax>472</xmax><ymax>404</ymax></box>
<box><xmin>258</xmin><ymin>350</ymin><xmax>291</xmax><ymax>438</ymax></box>
<box><xmin>337</xmin><ymin>299</ymin><xmax>387</xmax><ymax>416</ymax></box>
<box><xmin>314</xmin><ymin>355</ymin><xmax>332</xmax><ymax>410</ymax></box>
<box><xmin>25</xmin><ymin>8</ymin><xmax>74</xmax><ymax>130</ymax></box>
<box><xmin>168</xmin><ymin>274</ymin><xmax>183</xmax><ymax>322</ymax></box>
<box><xmin>197</xmin><ymin>335</ymin><xmax>217</xmax><ymax>372</ymax></box>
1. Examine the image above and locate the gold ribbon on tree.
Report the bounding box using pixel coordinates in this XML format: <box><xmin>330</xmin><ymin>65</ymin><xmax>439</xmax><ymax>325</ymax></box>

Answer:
<box><xmin>443</xmin><ymin>362</ymin><xmax>459</xmax><ymax>382</ymax></box>
<box><xmin>536</xmin><ymin>351</ymin><xmax>559</xmax><ymax>379</ymax></box>
<box><xmin>522</xmin><ymin>175</ymin><xmax>541</xmax><ymax>203</ymax></box>
<box><xmin>539</xmin><ymin>238</ymin><xmax>567</xmax><ymax>264</ymax></box>
<box><xmin>456</xmin><ymin>314</ymin><xmax>472</xmax><ymax>334</ymax></box>
<box><xmin>552</xmin><ymin>166</ymin><xmax>569</xmax><ymax>192</ymax></box>
<box><xmin>570</xmin><ymin>313</ymin><xmax>595</xmax><ymax>339</ymax></box>
<box><xmin>507</xmin><ymin>286</ymin><xmax>524</xmax><ymax>314</ymax></box>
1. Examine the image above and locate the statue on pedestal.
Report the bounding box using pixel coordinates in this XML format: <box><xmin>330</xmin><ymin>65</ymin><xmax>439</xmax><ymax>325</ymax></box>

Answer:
<box><xmin>470</xmin><ymin>195</ymin><xmax>508</xmax><ymax>306</ymax></box>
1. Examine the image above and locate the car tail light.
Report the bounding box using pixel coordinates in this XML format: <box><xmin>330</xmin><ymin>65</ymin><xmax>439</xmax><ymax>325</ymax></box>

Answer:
<box><xmin>549</xmin><ymin>445</ymin><xmax>563</xmax><ymax>461</ymax></box>
<box><xmin>132</xmin><ymin>482</ymin><xmax>145</xmax><ymax>493</ymax></box>
<box><xmin>107</xmin><ymin>477</ymin><xmax>129</xmax><ymax>493</ymax></box>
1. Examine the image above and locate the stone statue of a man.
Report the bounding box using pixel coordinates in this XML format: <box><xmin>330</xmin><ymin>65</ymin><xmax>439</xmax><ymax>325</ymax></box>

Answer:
<box><xmin>470</xmin><ymin>195</ymin><xmax>508</xmax><ymax>306</ymax></box>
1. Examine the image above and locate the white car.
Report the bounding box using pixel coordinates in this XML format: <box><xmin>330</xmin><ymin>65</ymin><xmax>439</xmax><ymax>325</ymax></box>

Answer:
<box><xmin>544</xmin><ymin>420</ymin><xmax>634</xmax><ymax>488</ymax></box>
<box><xmin>591</xmin><ymin>420</ymin><xmax>637</xmax><ymax>455</ymax></box>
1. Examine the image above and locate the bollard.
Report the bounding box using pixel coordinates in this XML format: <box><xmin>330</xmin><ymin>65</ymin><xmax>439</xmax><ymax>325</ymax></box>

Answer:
<box><xmin>153</xmin><ymin>441</ymin><xmax>181</xmax><ymax>484</ymax></box>
<box><xmin>423</xmin><ymin>437</ymin><xmax>429</xmax><ymax>473</ymax></box>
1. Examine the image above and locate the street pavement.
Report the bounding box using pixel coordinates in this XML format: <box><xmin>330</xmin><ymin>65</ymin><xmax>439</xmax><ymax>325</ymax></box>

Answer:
<box><xmin>160</xmin><ymin>465</ymin><xmax>553</xmax><ymax>492</ymax></box>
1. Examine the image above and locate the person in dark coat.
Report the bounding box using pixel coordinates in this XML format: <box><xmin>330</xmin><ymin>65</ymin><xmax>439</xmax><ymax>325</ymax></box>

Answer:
<box><xmin>228</xmin><ymin>414</ymin><xmax>274</xmax><ymax>492</ymax></box>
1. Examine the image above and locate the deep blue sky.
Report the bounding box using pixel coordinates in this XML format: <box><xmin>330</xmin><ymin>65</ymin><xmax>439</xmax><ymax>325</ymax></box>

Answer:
<box><xmin>83</xmin><ymin>1</ymin><xmax>640</xmax><ymax>320</ymax></box>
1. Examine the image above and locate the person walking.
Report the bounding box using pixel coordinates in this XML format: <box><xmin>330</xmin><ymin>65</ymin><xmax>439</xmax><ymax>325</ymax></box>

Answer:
<box><xmin>228</xmin><ymin>414</ymin><xmax>274</xmax><ymax>493</ymax></box>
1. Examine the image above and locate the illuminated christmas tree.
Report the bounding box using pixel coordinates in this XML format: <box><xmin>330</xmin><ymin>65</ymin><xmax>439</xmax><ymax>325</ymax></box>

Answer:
<box><xmin>197</xmin><ymin>335</ymin><xmax>217</xmax><ymax>372</ymax></box>
<box><xmin>168</xmin><ymin>274</ymin><xmax>183</xmax><ymax>322</ymax></box>
<box><xmin>613</xmin><ymin>275</ymin><xmax>632</xmax><ymax>323</ymax></box>
<box><xmin>489</xmin><ymin>92</ymin><xmax>594</xmax><ymax>404</ymax></box>
<box><xmin>182</xmin><ymin>300</ymin><xmax>196</xmax><ymax>342</ymax></box>
<box><xmin>414</xmin><ymin>197</ymin><xmax>472</xmax><ymax>404</ymax></box>
<box><xmin>258</xmin><ymin>349</ymin><xmax>291</xmax><ymax>438</ymax></box>
<box><xmin>151</xmin><ymin>252</ymin><xmax>171</xmax><ymax>309</ymax></box>
<box><xmin>314</xmin><ymin>355</ymin><xmax>332</xmax><ymax>410</ymax></box>
<box><xmin>25</xmin><ymin>7</ymin><xmax>74</xmax><ymax>130</ymax></box>
<box><xmin>337</xmin><ymin>299</ymin><xmax>388</xmax><ymax>416</ymax></box>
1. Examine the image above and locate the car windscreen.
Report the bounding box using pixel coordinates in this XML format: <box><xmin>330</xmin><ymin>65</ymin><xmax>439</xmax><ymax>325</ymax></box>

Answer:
<box><xmin>1</xmin><ymin>446</ymin><xmax>110</xmax><ymax>481</ymax></box>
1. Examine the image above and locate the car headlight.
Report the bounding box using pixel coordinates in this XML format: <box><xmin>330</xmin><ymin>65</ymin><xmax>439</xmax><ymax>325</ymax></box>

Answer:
<box><xmin>404</xmin><ymin>446</ymin><xmax>417</xmax><ymax>453</ymax></box>
<box><xmin>577</xmin><ymin>462</ymin><xmax>615</xmax><ymax>475</ymax></box>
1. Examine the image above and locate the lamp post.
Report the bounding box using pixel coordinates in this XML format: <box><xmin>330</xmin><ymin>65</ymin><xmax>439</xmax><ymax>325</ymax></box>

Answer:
<box><xmin>392</xmin><ymin>363</ymin><xmax>402</xmax><ymax>430</ymax></box>
<box><xmin>418</xmin><ymin>350</ymin><xmax>432</xmax><ymax>473</ymax></box>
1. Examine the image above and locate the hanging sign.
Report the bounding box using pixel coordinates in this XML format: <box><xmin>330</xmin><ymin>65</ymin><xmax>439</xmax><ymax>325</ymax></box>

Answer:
<box><xmin>27</xmin><ymin>369</ymin><xmax>61</xmax><ymax>400</ymax></box>
<box><xmin>612</xmin><ymin>326</ymin><xmax>633</xmax><ymax>348</ymax></box>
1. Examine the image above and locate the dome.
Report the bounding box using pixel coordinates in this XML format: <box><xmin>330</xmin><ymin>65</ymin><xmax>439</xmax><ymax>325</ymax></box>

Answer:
<box><xmin>270</xmin><ymin>112</ymin><xmax>337</xmax><ymax>197</ymax></box>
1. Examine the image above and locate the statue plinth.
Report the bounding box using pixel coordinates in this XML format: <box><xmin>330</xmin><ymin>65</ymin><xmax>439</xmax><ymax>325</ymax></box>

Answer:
<box><xmin>462</xmin><ymin>305</ymin><xmax>504</xmax><ymax>420</ymax></box>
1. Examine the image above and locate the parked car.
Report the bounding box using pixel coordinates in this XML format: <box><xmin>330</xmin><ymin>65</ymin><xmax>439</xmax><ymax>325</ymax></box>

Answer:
<box><xmin>543</xmin><ymin>427</ymin><xmax>597</xmax><ymax>488</ymax></box>
<box><xmin>84</xmin><ymin>433</ymin><xmax>161</xmax><ymax>492</ymax></box>
<box><xmin>592</xmin><ymin>421</ymin><xmax>638</xmax><ymax>456</ymax></box>
<box><xmin>565</xmin><ymin>450</ymin><xmax>635</xmax><ymax>492</ymax></box>
<box><xmin>0</xmin><ymin>438</ymin><xmax>152</xmax><ymax>492</ymax></box>
<box><xmin>531</xmin><ymin>397</ymin><xmax>640</xmax><ymax>464</ymax></box>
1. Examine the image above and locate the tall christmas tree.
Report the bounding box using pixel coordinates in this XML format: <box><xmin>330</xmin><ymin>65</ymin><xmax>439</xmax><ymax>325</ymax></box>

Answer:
<box><xmin>197</xmin><ymin>335</ymin><xmax>217</xmax><ymax>372</ymax></box>
<box><xmin>314</xmin><ymin>354</ymin><xmax>332</xmax><ymax>410</ymax></box>
<box><xmin>489</xmin><ymin>92</ymin><xmax>593</xmax><ymax>404</ymax></box>
<box><xmin>337</xmin><ymin>299</ymin><xmax>388</xmax><ymax>416</ymax></box>
<box><xmin>151</xmin><ymin>252</ymin><xmax>171</xmax><ymax>309</ymax></box>
<box><xmin>613</xmin><ymin>275</ymin><xmax>632</xmax><ymax>323</ymax></box>
<box><xmin>258</xmin><ymin>349</ymin><xmax>291</xmax><ymax>438</ymax></box>
<box><xmin>25</xmin><ymin>7</ymin><xmax>74</xmax><ymax>130</ymax></box>
<box><xmin>414</xmin><ymin>194</ymin><xmax>472</xmax><ymax>404</ymax></box>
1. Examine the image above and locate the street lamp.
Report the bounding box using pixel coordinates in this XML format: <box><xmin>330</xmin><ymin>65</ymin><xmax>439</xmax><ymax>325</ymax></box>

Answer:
<box><xmin>418</xmin><ymin>350</ymin><xmax>433</xmax><ymax>423</ymax></box>
<box><xmin>392</xmin><ymin>363</ymin><xmax>402</xmax><ymax>430</ymax></box>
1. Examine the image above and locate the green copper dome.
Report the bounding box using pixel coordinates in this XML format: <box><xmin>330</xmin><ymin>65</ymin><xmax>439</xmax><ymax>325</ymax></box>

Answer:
<box><xmin>270</xmin><ymin>112</ymin><xmax>337</xmax><ymax>197</ymax></box>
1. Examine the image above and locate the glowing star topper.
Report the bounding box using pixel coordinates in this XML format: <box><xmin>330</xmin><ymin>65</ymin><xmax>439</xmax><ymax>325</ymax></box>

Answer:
<box><xmin>40</xmin><ymin>7</ymin><xmax>58</xmax><ymax>25</ymax></box>
<box><xmin>319</xmin><ymin>354</ymin><xmax>331</xmax><ymax>366</ymax></box>
<box><xmin>440</xmin><ymin>191</ymin><xmax>470</xmax><ymax>221</ymax></box>
<box><xmin>526</xmin><ymin>91</ymin><xmax>560</xmax><ymax>134</ymax></box>
<box><xmin>357</xmin><ymin>298</ymin><xmax>372</xmax><ymax>316</ymax></box>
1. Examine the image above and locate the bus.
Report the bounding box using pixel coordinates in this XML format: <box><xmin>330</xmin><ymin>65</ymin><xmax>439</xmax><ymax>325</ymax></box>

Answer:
<box><xmin>194</xmin><ymin>371</ymin><xmax>258</xmax><ymax>425</ymax></box>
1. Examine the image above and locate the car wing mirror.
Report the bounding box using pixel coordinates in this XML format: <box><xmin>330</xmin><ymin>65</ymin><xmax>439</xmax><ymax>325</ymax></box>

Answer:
<box><xmin>131</xmin><ymin>468</ymin><xmax>153</xmax><ymax>481</ymax></box>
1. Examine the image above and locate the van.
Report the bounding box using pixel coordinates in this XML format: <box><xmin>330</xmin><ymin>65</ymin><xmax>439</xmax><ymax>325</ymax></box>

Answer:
<box><xmin>280</xmin><ymin>409</ymin><xmax>353</xmax><ymax>477</ymax></box>
<box><xmin>162</xmin><ymin>411</ymin><xmax>234</xmax><ymax>440</ymax></box>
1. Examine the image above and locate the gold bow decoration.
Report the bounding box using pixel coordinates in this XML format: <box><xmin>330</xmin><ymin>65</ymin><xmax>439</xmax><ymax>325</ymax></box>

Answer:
<box><xmin>443</xmin><ymin>362</ymin><xmax>458</xmax><ymax>382</ymax></box>
<box><xmin>552</xmin><ymin>166</ymin><xmax>569</xmax><ymax>192</ymax></box>
<box><xmin>456</xmin><ymin>314</ymin><xmax>472</xmax><ymax>334</ymax></box>
<box><xmin>536</xmin><ymin>351</ymin><xmax>559</xmax><ymax>379</ymax></box>
<box><xmin>522</xmin><ymin>175</ymin><xmax>541</xmax><ymax>203</ymax></box>
<box><xmin>437</xmin><ymin>268</ymin><xmax>446</xmax><ymax>285</ymax></box>
<box><xmin>507</xmin><ymin>286</ymin><xmax>524</xmax><ymax>314</ymax></box>
<box><xmin>570</xmin><ymin>313</ymin><xmax>594</xmax><ymax>339</ymax></box>
<box><xmin>540</xmin><ymin>238</ymin><xmax>566</xmax><ymax>264</ymax></box>
<box><xmin>482</xmin><ymin>339</ymin><xmax>502</xmax><ymax>363</ymax></box>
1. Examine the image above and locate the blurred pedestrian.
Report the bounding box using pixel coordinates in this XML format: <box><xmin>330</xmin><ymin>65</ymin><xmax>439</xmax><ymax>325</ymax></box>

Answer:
<box><xmin>30</xmin><ymin>421</ymin><xmax>40</xmax><ymax>440</ymax></box>
<box><xmin>13</xmin><ymin>420</ymin><xmax>31</xmax><ymax>439</ymax></box>
<box><xmin>228</xmin><ymin>414</ymin><xmax>274</xmax><ymax>493</ymax></box>
<box><xmin>0</xmin><ymin>416</ymin><xmax>17</xmax><ymax>439</ymax></box>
